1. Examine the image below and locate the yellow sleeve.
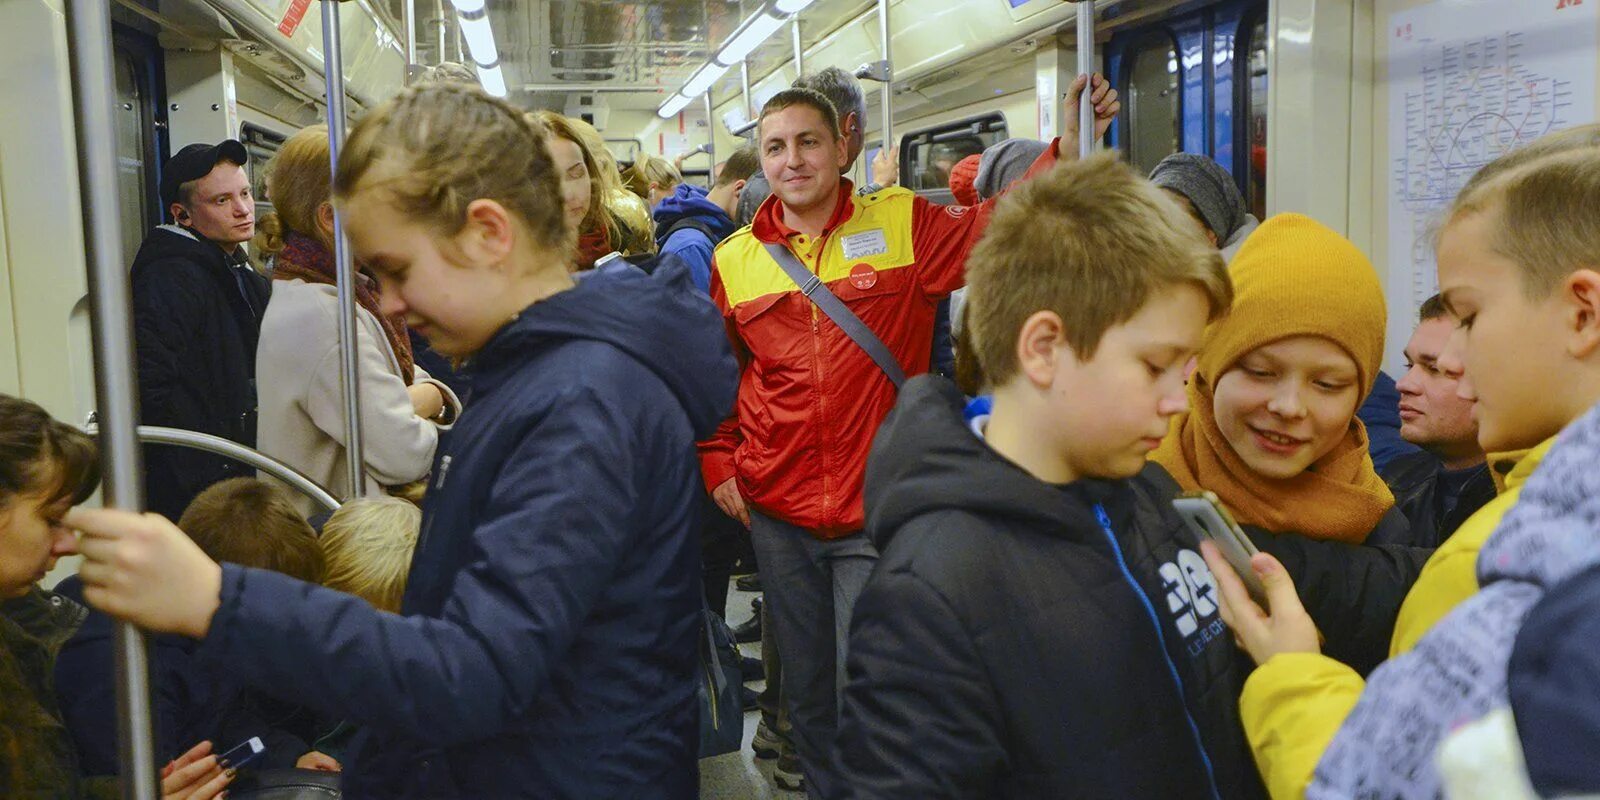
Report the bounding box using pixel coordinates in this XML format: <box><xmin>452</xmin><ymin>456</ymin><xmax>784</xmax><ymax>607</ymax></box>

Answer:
<box><xmin>1239</xmin><ymin>652</ymin><xmax>1365</xmax><ymax>800</ymax></box>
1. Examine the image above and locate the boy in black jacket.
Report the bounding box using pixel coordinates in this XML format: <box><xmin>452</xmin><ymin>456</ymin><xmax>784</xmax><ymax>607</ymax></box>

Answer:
<box><xmin>836</xmin><ymin>154</ymin><xmax>1266</xmax><ymax>799</ymax></box>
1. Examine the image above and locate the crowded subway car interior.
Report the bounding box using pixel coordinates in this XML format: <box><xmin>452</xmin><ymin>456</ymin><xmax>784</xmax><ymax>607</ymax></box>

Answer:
<box><xmin>5</xmin><ymin>0</ymin><xmax>1600</xmax><ymax>797</ymax></box>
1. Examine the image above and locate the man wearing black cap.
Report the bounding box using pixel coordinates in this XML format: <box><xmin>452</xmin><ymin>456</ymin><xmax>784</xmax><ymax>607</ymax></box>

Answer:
<box><xmin>130</xmin><ymin>140</ymin><xmax>271</xmax><ymax>521</ymax></box>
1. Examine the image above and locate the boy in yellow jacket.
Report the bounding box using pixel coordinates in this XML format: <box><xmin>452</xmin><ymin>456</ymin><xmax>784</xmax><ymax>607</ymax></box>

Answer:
<box><xmin>1201</xmin><ymin>125</ymin><xmax>1600</xmax><ymax>799</ymax></box>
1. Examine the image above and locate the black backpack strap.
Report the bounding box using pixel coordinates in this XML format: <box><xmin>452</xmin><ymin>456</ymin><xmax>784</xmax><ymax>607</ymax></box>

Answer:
<box><xmin>657</xmin><ymin>218</ymin><xmax>724</xmax><ymax>249</ymax></box>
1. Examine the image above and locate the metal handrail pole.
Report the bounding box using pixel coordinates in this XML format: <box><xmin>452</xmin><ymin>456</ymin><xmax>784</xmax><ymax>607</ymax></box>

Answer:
<box><xmin>704</xmin><ymin>92</ymin><xmax>716</xmax><ymax>176</ymax></box>
<box><xmin>876</xmin><ymin>0</ymin><xmax>893</xmax><ymax>149</ymax></box>
<box><xmin>85</xmin><ymin>426</ymin><xmax>343</xmax><ymax>512</ymax></box>
<box><xmin>792</xmin><ymin>17</ymin><xmax>803</xmax><ymax>73</ymax></box>
<box><xmin>404</xmin><ymin>0</ymin><xmax>417</xmax><ymax>83</ymax></box>
<box><xmin>322</xmin><ymin>0</ymin><xmax>366</xmax><ymax>498</ymax></box>
<box><xmin>1077</xmin><ymin>1</ymin><xmax>1095</xmax><ymax>158</ymax></box>
<box><xmin>62</xmin><ymin>0</ymin><xmax>159</xmax><ymax>795</ymax></box>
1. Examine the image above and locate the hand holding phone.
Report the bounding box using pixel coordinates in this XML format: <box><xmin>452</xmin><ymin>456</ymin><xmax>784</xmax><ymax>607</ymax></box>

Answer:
<box><xmin>217</xmin><ymin>736</ymin><xmax>266</xmax><ymax>771</ymax></box>
<box><xmin>1171</xmin><ymin>491</ymin><xmax>1268</xmax><ymax>604</ymax></box>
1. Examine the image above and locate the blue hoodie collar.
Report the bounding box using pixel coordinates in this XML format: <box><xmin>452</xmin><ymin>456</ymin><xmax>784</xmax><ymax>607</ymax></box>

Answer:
<box><xmin>652</xmin><ymin>183</ymin><xmax>736</xmax><ymax>243</ymax></box>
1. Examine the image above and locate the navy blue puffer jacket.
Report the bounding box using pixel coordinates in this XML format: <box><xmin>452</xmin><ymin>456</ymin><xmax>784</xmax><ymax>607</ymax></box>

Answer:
<box><xmin>196</xmin><ymin>258</ymin><xmax>738</xmax><ymax>798</ymax></box>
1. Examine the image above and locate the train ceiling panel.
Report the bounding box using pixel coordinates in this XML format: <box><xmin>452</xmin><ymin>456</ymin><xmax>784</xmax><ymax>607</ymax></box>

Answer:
<box><xmin>495</xmin><ymin>0</ymin><xmax>873</xmax><ymax>111</ymax></box>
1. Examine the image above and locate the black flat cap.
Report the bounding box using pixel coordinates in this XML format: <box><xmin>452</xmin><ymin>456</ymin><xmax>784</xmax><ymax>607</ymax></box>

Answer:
<box><xmin>160</xmin><ymin>140</ymin><xmax>249</xmax><ymax>207</ymax></box>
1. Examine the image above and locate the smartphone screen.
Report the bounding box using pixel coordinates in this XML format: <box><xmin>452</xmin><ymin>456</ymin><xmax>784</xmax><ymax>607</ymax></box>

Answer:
<box><xmin>217</xmin><ymin>736</ymin><xmax>266</xmax><ymax>771</ymax></box>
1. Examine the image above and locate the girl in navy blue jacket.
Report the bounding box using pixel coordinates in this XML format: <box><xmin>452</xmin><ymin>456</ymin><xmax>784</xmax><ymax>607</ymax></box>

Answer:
<box><xmin>71</xmin><ymin>83</ymin><xmax>738</xmax><ymax>799</ymax></box>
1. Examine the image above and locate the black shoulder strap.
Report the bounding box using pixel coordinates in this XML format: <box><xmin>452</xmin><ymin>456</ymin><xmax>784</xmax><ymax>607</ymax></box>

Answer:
<box><xmin>658</xmin><ymin>218</ymin><xmax>724</xmax><ymax>248</ymax></box>
<box><xmin>761</xmin><ymin>242</ymin><xmax>906</xmax><ymax>388</ymax></box>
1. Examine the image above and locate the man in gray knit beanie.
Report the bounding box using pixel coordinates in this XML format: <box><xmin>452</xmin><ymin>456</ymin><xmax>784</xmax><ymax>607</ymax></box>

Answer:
<box><xmin>1149</xmin><ymin>152</ymin><xmax>1257</xmax><ymax>259</ymax></box>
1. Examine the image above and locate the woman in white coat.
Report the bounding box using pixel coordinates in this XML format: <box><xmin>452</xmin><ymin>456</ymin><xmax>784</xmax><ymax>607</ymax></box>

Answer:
<box><xmin>254</xmin><ymin>125</ymin><xmax>459</xmax><ymax>515</ymax></box>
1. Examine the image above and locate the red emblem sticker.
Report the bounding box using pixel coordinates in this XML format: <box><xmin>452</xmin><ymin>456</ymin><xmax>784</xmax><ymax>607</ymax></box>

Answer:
<box><xmin>849</xmin><ymin>263</ymin><xmax>878</xmax><ymax>290</ymax></box>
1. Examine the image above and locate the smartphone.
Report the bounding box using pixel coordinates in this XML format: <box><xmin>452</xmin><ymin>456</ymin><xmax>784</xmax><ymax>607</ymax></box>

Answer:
<box><xmin>217</xmin><ymin>736</ymin><xmax>266</xmax><ymax>771</ymax></box>
<box><xmin>1171</xmin><ymin>491</ymin><xmax>1268</xmax><ymax>604</ymax></box>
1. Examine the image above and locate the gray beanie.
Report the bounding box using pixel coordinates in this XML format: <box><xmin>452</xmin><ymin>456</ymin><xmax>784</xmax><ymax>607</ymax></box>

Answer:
<box><xmin>974</xmin><ymin>138</ymin><xmax>1050</xmax><ymax>201</ymax></box>
<box><xmin>1148</xmin><ymin>152</ymin><xmax>1250</xmax><ymax>242</ymax></box>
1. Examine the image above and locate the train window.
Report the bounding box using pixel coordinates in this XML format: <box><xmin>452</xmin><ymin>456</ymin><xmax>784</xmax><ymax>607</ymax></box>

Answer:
<box><xmin>241</xmin><ymin>124</ymin><xmax>286</xmax><ymax>218</ymax></box>
<box><xmin>112</xmin><ymin>46</ymin><xmax>152</xmax><ymax>265</ymax></box>
<box><xmin>1124</xmin><ymin>31</ymin><xmax>1182</xmax><ymax>175</ymax></box>
<box><xmin>899</xmin><ymin>113</ymin><xmax>1009</xmax><ymax>194</ymax></box>
<box><xmin>1244</xmin><ymin>15</ymin><xmax>1269</xmax><ymax>219</ymax></box>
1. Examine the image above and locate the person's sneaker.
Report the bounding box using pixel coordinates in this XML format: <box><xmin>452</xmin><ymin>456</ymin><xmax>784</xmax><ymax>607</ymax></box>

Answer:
<box><xmin>736</xmin><ymin>573</ymin><xmax>763</xmax><ymax>592</ymax></box>
<box><xmin>732</xmin><ymin>613</ymin><xmax>761</xmax><ymax>644</ymax></box>
<box><xmin>741</xmin><ymin>685</ymin><xmax>759</xmax><ymax>712</ymax></box>
<box><xmin>751</xmin><ymin>719</ymin><xmax>784</xmax><ymax>760</ymax></box>
<box><xmin>774</xmin><ymin>752</ymin><xmax>805</xmax><ymax>791</ymax></box>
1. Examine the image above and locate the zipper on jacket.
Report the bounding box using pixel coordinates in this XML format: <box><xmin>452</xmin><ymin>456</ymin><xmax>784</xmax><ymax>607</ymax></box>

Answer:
<box><xmin>1093</xmin><ymin>504</ymin><xmax>1223</xmax><ymax>800</ymax></box>
<box><xmin>805</xmin><ymin>237</ymin><xmax>831</xmax><ymax>519</ymax></box>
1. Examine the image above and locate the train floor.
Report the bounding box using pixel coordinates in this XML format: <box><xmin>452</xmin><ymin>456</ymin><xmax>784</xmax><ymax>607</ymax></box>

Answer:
<box><xmin>699</xmin><ymin>577</ymin><xmax>809</xmax><ymax>799</ymax></box>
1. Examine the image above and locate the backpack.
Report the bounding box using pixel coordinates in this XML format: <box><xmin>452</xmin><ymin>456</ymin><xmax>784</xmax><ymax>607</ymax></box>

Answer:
<box><xmin>697</xmin><ymin>604</ymin><xmax>744</xmax><ymax>758</ymax></box>
<box><xmin>654</xmin><ymin>217</ymin><xmax>725</xmax><ymax>250</ymax></box>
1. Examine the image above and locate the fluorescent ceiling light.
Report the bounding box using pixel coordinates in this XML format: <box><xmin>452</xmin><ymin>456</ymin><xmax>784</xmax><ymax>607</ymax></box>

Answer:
<box><xmin>773</xmin><ymin>0</ymin><xmax>815</xmax><ymax>14</ymax></box>
<box><xmin>450</xmin><ymin>0</ymin><xmax>486</xmax><ymax>12</ymax></box>
<box><xmin>459</xmin><ymin>13</ymin><xmax>498</xmax><ymax>68</ymax></box>
<box><xmin>683</xmin><ymin>62</ymin><xmax>730</xmax><ymax>98</ymax></box>
<box><xmin>658</xmin><ymin>93</ymin><xmax>693</xmax><ymax>119</ymax></box>
<box><xmin>716</xmin><ymin>11</ymin><xmax>787</xmax><ymax>65</ymax></box>
<box><xmin>478</xmin><ymin>65</ymin><xmax>507</xmax><ymax>97</ymax></box>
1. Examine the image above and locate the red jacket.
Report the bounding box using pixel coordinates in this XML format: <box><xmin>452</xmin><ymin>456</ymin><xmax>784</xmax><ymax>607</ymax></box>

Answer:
<box><xmin>700</xmin><ymin>147</ymin><xmax>1057</xmax><ymax>536</ymax></box>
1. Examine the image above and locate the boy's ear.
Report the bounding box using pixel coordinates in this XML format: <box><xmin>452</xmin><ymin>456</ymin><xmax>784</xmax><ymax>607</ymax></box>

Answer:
<box><xmin>1016</xmin><ymin>310</ymin><xmax>1069</xmax><ymax>387</ymax></box>
<box><xmin>458</xmin><ymin>199</ymin><xmax>517</xmax><ymax>269</ymax></box>
<box><xmin>1565</xmin><ymin>268</ymin><xmax>1600</xmax><ymax>359</ymax></box>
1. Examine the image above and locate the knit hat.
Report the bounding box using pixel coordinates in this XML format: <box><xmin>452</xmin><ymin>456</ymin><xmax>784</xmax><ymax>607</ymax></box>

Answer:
<box><xmin>1149</xmin><ymin>152</ymin><xmax>1251</xmax><ymax>243</ymax></box>
<box><xmin>974</xmin><ymin>138</ymin><xmax>1050</xmax><ymax>201</ymax></box>
<box><xmin>1150</xmin><ymin>212</ymin><xmax>1394</xmax><ymax>543</ymax></box>
<box><xmin>948</xmin><ymin>154</ymin><xmax>982</xmax><ymax>206</ymax></box>
<box><xmin>1197</xmin><ymin>212</ymin><xmax>1387</xmax><ymax>397</ymax></box>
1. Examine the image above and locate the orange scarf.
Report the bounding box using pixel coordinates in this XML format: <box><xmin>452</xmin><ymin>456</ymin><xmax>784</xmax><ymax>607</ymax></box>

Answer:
<box><xmin>1151</xmin><ymin>376</ymin><xmax>1395</xmax><ymax>543</ymax></box>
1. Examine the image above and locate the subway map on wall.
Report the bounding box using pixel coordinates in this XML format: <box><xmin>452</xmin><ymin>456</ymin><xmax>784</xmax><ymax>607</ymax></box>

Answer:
<box><xmin>1386</xmin><ymin>0</ymin><xmax>1596</xmax><ymax>320</ymax></box>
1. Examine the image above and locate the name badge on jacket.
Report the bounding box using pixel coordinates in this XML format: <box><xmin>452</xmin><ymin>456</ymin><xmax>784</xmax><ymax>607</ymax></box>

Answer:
<box><xmin>840</xmin><ymin>229</ymin><xmax>889</xmax><ymax>261</ymax></box>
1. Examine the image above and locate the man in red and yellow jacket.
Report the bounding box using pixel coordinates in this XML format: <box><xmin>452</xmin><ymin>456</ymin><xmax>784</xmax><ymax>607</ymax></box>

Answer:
<box><xmin>699</xmin><ymin>80</ymin><xmax>1118</xmax><ymax>797</ymax></box>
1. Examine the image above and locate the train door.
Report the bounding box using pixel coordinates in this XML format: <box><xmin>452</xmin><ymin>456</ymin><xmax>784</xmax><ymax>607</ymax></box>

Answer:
<box><xmin>1106</xmin><ymin>0</ymin><xmax>1267</xmax><ymax>203</ymax></box>
<box><xmin>110</xmin><ymin>26</ymin><xmax>166</xmax><ymax>266</ymax></box>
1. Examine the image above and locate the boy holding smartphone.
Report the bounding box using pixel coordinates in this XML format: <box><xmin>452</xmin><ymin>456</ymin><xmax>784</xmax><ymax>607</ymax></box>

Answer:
<box><xmin>835</xmin><ymin>156</ymin><xmax>1265</xmax><ymax>799</ymax></box>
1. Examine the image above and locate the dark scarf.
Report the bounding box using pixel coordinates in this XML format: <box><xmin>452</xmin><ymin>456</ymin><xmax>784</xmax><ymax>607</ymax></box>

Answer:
<box><xmin>574</xmin><ymin>223</ymin><xmax>614</xmax><ymax>272</ymax></box>
<box><xmin>273</xmin><ymin>233</ymin><xmax>415</xmax><ymax>384</ymax></box>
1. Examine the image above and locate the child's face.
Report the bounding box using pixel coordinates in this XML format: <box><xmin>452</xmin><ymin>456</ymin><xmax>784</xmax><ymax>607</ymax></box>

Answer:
<box><xmin>0</xmin><ymin>487</ymin><xmax>76</xmax><ymax>598</ymax></box>
<box><xmin>344</xmin><ymin>193</ymin><xmax>520</xmax><ymax>360</ymax></box>
<box><xmin>1211</xmin><ymin>336</ymin><xmax>1361</xmax><ymax>480</ymax></box>
<box><xmin>1436</xmin><ymin>212</ymin><xmax>1577</xmax><ymax>453</ymax></box>
<box><xmin>1048</xmin><ymin>284</ymin><xmax>1210</xmax><ymax>479</ymax></box>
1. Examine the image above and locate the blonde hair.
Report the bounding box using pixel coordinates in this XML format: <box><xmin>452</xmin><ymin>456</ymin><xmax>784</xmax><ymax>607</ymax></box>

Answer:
<box><xmin>964</xmin><ymin>153</ymin><xmax>1232</xmax><ymax>385</ymax></box>
<box><xmin>334</xmin><ymin>83</ymin><xmax>571</xmax><ymax>261</ymax></box>
<box><xmin>1444</xmin><ymin>127</ymin><xmax>1600</xmax><ymax>299</ymax></box>
<box><xmin>321</xmin><ymin>496</ymin><xmax>421</xmax><ymax>613</ymax></box>
<box><xmin>625</xmin><ymin>154</ymin><xmax>681</xmax><ymax>198</ymax></box>
<box><xmin>179</xmin><ymin>478</ymin><xmax>325</xmax><ymax>584</ymax></box>
<box><xmin>256</xmin><ymin>124</ymin><xmax>332</xmax><ymax>255</ymax></box>
<box><xmin>533</xmin><ymin>111</ymin><xmax>655</xmax><ymax>258</ymax></box>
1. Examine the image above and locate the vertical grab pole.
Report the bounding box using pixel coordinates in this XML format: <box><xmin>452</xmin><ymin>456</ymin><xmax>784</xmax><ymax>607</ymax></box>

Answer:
<box><xmin>704</xmin><ymin>92</ymin><xmax>716</xmax><ymax>177</ymax></box>
<box><xmin>322</xmin><ymin>0</ymin><xmax>366</xmax><ymax>498</ymax></box>
<box><xmin>792</xmin><ymin>17</ymin><xmax>804</xmax><ymax>74</ymax></box>
<box><xmin>404</xmin><ymin>0</ymin><xmax>417</xmax><ymax>84</ymax></box>
<box><xmin>876</xmin><ymin>0</ymin><xmax>893</xmax><ymax>150</ymax></box>
<box><xmin>1076</xmin><ymin>0</ymin><xmax>1095</xmax><ymax>159</ymax></box>
<box><xmin>63</xmin><ymin>1</ymin><xmax>160</xmax><ymax>797</ymax></box>
<box><xmin>741</xmin><ymin>61</ymin><xmax>753</xmax><ymax>121</ymax></box>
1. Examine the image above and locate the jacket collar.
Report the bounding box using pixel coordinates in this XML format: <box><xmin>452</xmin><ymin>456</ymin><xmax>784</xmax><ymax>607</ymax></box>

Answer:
<box><xmin>1488</xmin><ymin>437</ymin><xmax>1555</xmax><ymax>495</ymax></box>
<box><xmin>750</xmin><ymin>179</ymin><xmax>857</xmax><ymax>244</ymax></box>
<box><xmin>1</xmin><ymin>588</ymin><xmax>87</xmax><ymax>653</ymax></box>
